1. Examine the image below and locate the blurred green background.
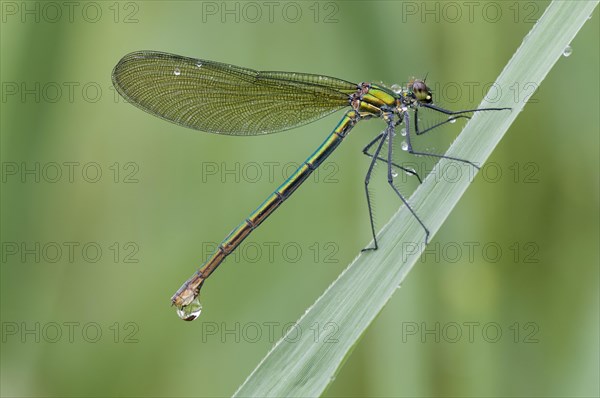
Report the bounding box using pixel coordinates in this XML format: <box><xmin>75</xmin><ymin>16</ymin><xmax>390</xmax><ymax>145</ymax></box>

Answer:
<box><xmin>1</xmin><ymin>1</ymin><xmax>598</xmax><ymax>397</ymax></box>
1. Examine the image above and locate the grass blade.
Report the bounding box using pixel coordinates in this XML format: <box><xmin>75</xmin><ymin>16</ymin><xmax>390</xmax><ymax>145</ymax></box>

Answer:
<box><xmin>234</xmin><ymin>1</ymin><xmax>598</xmax><ymax>396</ymax></box>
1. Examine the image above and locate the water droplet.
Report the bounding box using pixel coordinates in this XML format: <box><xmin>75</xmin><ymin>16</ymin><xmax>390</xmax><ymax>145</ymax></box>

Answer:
<box><xmin>587</xmin><ymin>14</ymin><xmax>592</xmax><ymax>20</ymax></box>
<box><xmin>173</xmin><ymin>68</ymin><xmax>181</xmax><ymax>76</ymax></box>
<box><xmin>405</xmin><ymin>168</ymin><xmax>416</xmax><ymax>175</ymax></box>
<box><xmin>400</xmin><ymin>128</ymin><xmax>407</xmax><ymax>136</ymax></box>
<box><xmin>563</xmin><ymin>45</ymin><xmax>573</xmax><ymax>57</ymax></box>
<box><xmin>449</xmin><ymin>118</ymin><xmax>457</xmax><ymax>124</ymax></box>
<box><xmin>391</xmin><ymin>84</ymin><xmax>402</xmax><ymax>94</ymax></box>
<box><xmin>391</xmin><ymin>169</ymin><xmax>398</xmax><ymax>178</ymax></box>
<box><xmin>176</xmin><ymin>296</ymin><xmax>202</xmax><ymax>321</ymax></box>
<box><xmin>401</xmin><ymin>141</ymin><xmax>408</xmax><ymax>151</ymax></box>
<box><xmin>196</xmin><ymin>62</ymin><xmax>202</xmax><ymax>68</ymax></box>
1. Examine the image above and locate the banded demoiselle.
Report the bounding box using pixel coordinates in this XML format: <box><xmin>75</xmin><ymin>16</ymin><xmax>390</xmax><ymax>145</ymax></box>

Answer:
<box><xmin>112</xmin><ymin>51</ymin><xmax>509</xmax><ymax>320</ymax></box>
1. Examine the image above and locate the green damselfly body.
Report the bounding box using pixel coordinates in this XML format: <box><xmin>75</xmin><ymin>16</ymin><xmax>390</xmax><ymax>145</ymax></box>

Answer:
<box><xmin>112</xmin><ymin>51</ymin><xmax>509</xmax><ymax>320</ymax></box>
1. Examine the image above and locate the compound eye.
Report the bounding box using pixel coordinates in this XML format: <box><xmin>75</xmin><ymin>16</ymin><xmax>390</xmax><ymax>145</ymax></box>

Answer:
<box><xmin>412</xmin><ymin>80</ymin><xmax>432</xmax><ymax>102</ymax></box>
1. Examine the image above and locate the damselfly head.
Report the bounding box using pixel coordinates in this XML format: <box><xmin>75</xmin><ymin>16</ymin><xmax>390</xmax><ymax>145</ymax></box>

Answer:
<box><xmin>408</xmin><ymin>79</ymin><xmax>433</xmax><ymax>104</ymax></box>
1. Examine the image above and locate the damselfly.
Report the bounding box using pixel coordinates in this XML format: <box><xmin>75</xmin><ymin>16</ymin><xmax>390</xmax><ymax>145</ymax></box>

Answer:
<box><xmin>112</xmin><ymin>51</ymin><xmax>509</xmax><ymax>320</ymax></box>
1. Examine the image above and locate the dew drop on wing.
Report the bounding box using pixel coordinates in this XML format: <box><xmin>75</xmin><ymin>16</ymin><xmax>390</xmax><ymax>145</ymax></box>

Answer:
<box><xmin>401</xmin><ymin>141</ymin><xmax>408</xmax><ymax>151</ymax></box>
<box><xmin>173</xmin><ymin>68</ymin><xmax>181</xmax><ymax>76</ymax></box>
<box><xmin>563</xmin><ymin>45</ymin><xmax>573</xmax><ymax>57</ymax></box>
